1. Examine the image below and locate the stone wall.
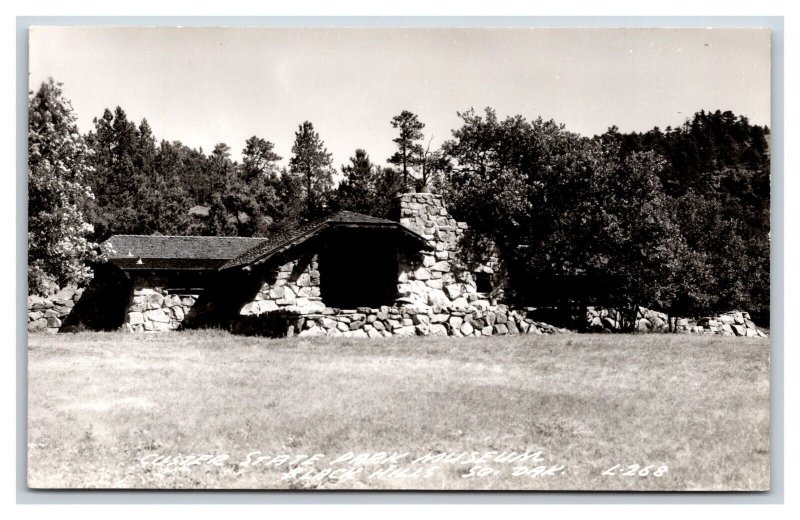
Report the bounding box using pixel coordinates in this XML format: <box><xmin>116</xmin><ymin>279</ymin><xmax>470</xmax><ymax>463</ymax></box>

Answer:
<box><xmin>27</xmin><ymin>286</ymin><xmax>84</xmax><ymax>333</ymax></box>
<box><xmin>124</xmin><ymin>287</ymin><xmax>198</xmax><ymax>332</ymax></box>
<box><xmin>238</xmin><ymin>253</ymin><xmax>326</xmax><ymax>317</ymax></box>
<box><xmin>586</xmin><ymin>307</ymin><xmax>768</xmax><ymax>336</ymax></box>
<box><xmin>284</xmin><ymin>304</ymin><xmax>565</xmax><ymax>338</ymax></box>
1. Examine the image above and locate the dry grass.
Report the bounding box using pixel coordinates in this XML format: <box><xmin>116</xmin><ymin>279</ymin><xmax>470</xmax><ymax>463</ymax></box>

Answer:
<box><xmin>27</xmin><ymin>330</ymin><xmax>770</xmax><ymax>491</ymax></box>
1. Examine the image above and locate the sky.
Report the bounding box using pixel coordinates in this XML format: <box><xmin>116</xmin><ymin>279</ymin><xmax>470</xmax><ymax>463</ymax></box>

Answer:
<box><xmin>29</xmin><ymin>27</ymin><xmax>771</xmax><ymax>169</ymax></box>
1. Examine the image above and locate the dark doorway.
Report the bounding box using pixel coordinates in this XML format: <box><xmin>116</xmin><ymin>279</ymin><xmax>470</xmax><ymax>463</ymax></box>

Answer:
<box><xmin>318</xmin><ymin>229</ymin><xmax>398</xmax><ymax>309</ymax></box>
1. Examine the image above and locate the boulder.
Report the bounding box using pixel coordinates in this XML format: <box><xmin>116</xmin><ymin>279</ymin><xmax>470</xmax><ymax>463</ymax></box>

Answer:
<box><xmin>507</xmin><ymin>321</ymin><xmax>519</xmax><ymax>335</ymax></box>
<box><xmin>425</xmin><ymin>279</ymin><xmax>443</xmax><ymax>290</ymax></box>
<box><xmin>427</xmin><ymin>289</ymin><xmax>451</xmax><ymax>307</ymax></box>
<box><xmin>636</xmin><ymin>319</ymin><xmax>651</xmax><ymax>332</ymax></box>
<box><xmin>296</xmin><ymin>273</ymin><xmax>311</xmax><ymax>287</ymax></box>
<box><xmin>299</xmin><ymin>326</ymin><xmax>326</xmax><ymax>338</ymax></box>
<box><xmin>731</xmin><ymin>324</ymin><xmax>746</xmax><ymax>336</ymax></box>
<box><xmin>394</xmin><ymin>326</ymin><xmax>416</xmax><ymax>336</ymax></box>
<box><xmin>430</xmin><ymin>313</ymin><xmax>449</xmax><ymax>324</ymax></box>
<box><xmin>320</xmin><ymin>318</ymin><xmax>336</xmax><ymax>329</ymax></box>
<box><xmin>444</xmin><ymin>284</ymin><xmax>462</xmax><ymax>300</ymax></box>
<box><xmin>128</xmin><ymin>312</ymin><xmax>144</xmax><ymax>325</ymax></box>
<box><xmin>412</xmin><ymin>314</ymin><xmax>430</xmax><ymax>325</ymax></box>
<box><xmin>494</xmin><ymin>323</ymin><xmax>509</xmax><ymax>335</ymax></box>
<box><xmin>601</xmin><ymin>317</ymin><xmax>619</xmax><ymax>330</ymax></box>
<box><xmin>431</xmin><ymin>261</ymin><xmax>451</xmax><ymax>273</ymax></box>
<box><xmin>28</xmin><ymin>318</ymin><xmax>48</xmax><ymax>331</ymax></box>
<box><xmin>450</xmin><ymin>297</ymin><xmax>469</xmax><ymax>309</ymax></box>
<box><xmin>151</xmin><ymin>321</ymin><xmax>171</xmax><ymax>332</ymax></box>
<box><xmin>413</xmin><ymin>267</ymin><xmax>432</xmax><ymax>281</ymax></box>
<box><xmin>46</xmin><ymin>316</ymin><xmax>61</xmax><ymax>328</ymax></box>
<box><xmin>460</xmin><ymin>321</ymin><xmax>474</xmax><ymax>336</ymax></box>
<box><xmin>255</xmin><ymin>300</ymin><xmax>280</xmax><ymax>314</ymax></box>
<box><xmin>428</xmin><ymin>324</ymin><xmax>448</xmax><ymax>336</ymax></box>
<box><xmin>349</xmin><ymin>320</ymin><xmax>366</xmax><ymax>330</ymax></box>
<box><xmin>145</xmin><ymin>309</ymin><xmax>170</xmax><ymax>323</ymax></box>
<box><xmin>481</xmin><ymin>326</ymin><xmax>493</xmax><ymax>336</ymax></box>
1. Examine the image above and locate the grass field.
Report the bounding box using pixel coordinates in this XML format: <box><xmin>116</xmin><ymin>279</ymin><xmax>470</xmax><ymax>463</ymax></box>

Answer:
<box><xmin>27</xmin><ymin>331</ymin><xmax>770</xmax><ymax>491</ymax></box>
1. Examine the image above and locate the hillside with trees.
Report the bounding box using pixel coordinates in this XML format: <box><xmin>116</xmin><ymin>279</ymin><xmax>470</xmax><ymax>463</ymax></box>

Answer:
<box><xmin>27</xmin><ymin>79</ymin><xmax>770</xmax><ymax>324</ymax></box>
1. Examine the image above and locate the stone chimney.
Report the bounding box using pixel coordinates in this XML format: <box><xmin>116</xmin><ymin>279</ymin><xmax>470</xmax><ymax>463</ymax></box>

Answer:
<box><xmin>393</xmin><ymin>193</ymin><xmax>479</xmax><ymax>309</ymax></box>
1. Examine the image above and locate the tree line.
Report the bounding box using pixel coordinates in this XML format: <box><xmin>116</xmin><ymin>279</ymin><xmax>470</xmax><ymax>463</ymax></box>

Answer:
<box><xmin>28</xmin><ymin>79</ymin><xmax>770</xmax><ymax>323</ymax></box>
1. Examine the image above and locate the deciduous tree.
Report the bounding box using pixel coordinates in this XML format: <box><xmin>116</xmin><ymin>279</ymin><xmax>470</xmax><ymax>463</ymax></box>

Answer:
<box><xmin>28</xmin><ymin>79</ymin><xmax>106</xmax><ymax>295</ymax></box>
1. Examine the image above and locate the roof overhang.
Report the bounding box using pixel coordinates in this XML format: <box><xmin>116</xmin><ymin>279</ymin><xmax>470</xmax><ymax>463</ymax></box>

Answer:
<box><xmin>221</xmin><ymin>219</ymin><xmax>432</xmax><ymax>271</ymax></box>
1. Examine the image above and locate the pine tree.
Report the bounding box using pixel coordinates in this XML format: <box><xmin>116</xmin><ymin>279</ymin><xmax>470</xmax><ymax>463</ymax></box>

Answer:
<box><xmin>289</xmin><ymin>121</ymin><xmax>334</xmax><ymax>220</ymax></box>
<box><xmin>387</xmin><ymin>110</ymin><xmax>425</xmax><ymax>190</ymax></box>
<box><xmin>335</xmin><ymin>149</ymin><xmax>377</xmax><ymax>214</ymax></box>
<box><xmin>85</xmin><ymin>106</ymin><xmax>149</xmax><ymax>239</ymax></box>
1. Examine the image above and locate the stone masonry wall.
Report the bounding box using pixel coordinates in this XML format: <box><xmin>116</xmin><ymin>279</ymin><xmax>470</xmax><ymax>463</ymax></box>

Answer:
<box><xmin>395</xmin><ymin>192</ymin><xmax>490</xmax><ymax>311</ymax></box>
<box><xmin>124</xmin><ymin>288</ymin><xmax>198</xmax><ymax>332</ymax></box>
<box><xmin>27</xmin><ymin>286</ymin><xmax>84</xmax><ymax>333</ymax></box>
<box><xmin>238</xmin><ymin>253</ymin><xmax>326</xmax><ymax>317</ymax></box>
<box><xmin>290</xmin><ymin>304</ymin><xmax>565</xmax><ymax>338</ymax></box>
<box><xmin>586</xmin><ymin>307</ymin><xmax>768</xmax><ymax>336</ymax></box>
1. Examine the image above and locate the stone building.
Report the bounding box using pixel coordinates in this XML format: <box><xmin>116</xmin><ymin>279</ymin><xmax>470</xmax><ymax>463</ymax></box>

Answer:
<box><xmin>35</xmin><ymin>192</ymin><xmax>561</xmax><ymax>337</ymax></box>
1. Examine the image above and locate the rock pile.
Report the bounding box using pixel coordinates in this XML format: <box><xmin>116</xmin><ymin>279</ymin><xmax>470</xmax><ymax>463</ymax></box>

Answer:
<box><xmin>27</xmin><ymin>286</ymin><xmax>84</xmax><ymax>333</ymax></box>
<box><xmin>586</xmin><ymin>307</ymin><xmax>767</xmax><ymax>336</ymax></box>
<box><xmin>124</xmin><ymin>288</ymin><xmax>198</xmax><ymax>332</ymax></box>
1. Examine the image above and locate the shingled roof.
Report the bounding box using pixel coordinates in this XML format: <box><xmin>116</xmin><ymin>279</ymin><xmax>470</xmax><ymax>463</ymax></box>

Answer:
<box><xmin>102</xmin><ymin>211</ymin><xmax>431</xmax><ymax>272</ymax></box>
<box><xmin>220</xmin><ymin>210</ymin><xmax>431</xmax><ymax>270</ymax></box>
<box><xmin>103</xmin><ymin>235</ymin><xmax>268</xmax><ymax>270</ymax></box>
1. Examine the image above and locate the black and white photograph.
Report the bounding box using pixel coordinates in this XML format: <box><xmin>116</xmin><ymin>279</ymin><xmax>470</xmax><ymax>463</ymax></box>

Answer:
<box><xmin>25</xmin><ymin>25</ymin><xmax>772</xmax><ymax>491</ymax></box>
